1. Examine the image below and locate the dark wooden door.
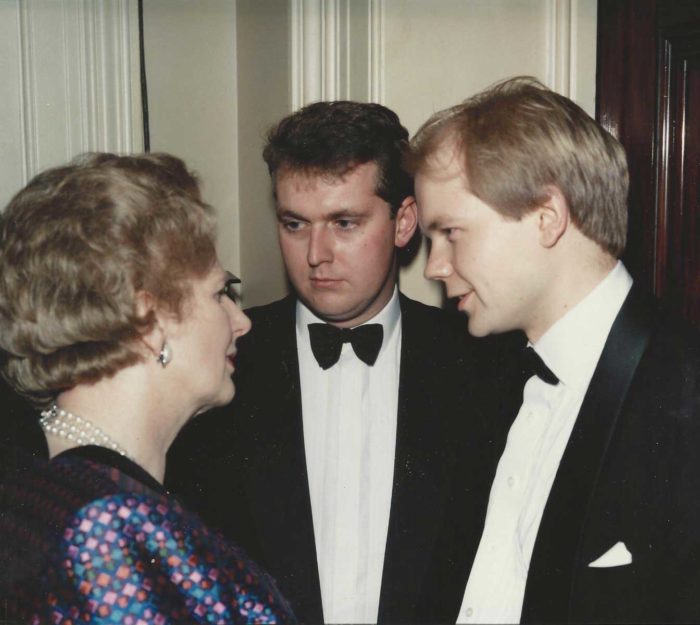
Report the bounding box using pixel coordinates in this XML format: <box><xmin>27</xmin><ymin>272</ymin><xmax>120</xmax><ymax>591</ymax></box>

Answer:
<box><xmin>597</xmin><ymin>0</ymin><xmax>700</xmax><ymax>324</ymax></box>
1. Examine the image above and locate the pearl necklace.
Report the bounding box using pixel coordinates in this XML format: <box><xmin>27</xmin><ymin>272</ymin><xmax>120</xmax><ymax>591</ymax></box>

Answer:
<box><xmin>39</xmin><ymin>404</ymin><xmax>133</xmax><ymax>460</ymax></box>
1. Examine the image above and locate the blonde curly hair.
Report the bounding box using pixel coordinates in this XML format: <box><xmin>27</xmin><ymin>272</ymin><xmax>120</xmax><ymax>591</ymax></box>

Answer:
<box><xmin>0</xmin><ymin>152</ymin><xmax>217</xmax><ymax>406</ymax></box>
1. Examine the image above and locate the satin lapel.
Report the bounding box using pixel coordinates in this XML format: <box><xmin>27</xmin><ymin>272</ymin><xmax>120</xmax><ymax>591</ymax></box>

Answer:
<box><xmin>378</xmin><ymin>296</ymin><xmax>458</xmax><ymax>622</ymax></box>
<box><xmin>521</xmin><ymin>287</ymin><xmax>658</xmax><ymax>623</ymax></box>
<box><xmin>242</xmin><ymin>297</ymin><xmax>324</xmax><ymax>623</ymax></box>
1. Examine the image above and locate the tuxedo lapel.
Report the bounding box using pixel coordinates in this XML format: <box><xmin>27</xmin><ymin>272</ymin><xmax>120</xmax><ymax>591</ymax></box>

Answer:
<box><xmin>521</xmin><ymin>287</ymin><xmax>658</xmax><ymax>623</ymax></box>
<box><xmin>378</xmin><ymin>296</ymin><xmax>460</xmax><ymax>621</ymax></box>
<box><xmin>240</xmin><ymin>297</ymin><xmax>324</xmax><ymax>623</ymax></box>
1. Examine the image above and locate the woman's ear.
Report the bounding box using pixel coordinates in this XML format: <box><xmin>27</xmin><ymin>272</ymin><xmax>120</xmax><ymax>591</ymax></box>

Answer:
<box><xmin>135</xmin><ymin>290</ymin><xmax>165</xmax><ymax>359</ymax></box>
<box><xmin>394</xmin><ymin>196</ymin><xmax>418</xmax><ymax>248</ymax></box>
<box><xmin>537</xmin><ymin>186</ymin><xmax>570</xmax><ymax>248</ymax></box>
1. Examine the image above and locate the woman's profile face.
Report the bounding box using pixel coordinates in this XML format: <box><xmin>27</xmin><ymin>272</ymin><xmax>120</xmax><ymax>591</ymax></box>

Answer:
<box><xmin>165</xmin><ymin>262</ymin><xmax>251</xmax><ymax>417</ymax></box>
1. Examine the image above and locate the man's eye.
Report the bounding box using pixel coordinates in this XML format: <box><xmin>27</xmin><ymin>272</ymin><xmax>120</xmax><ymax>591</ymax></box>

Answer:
<box><xmin>282</xmin><ymin>220</ymin><xmax>304</xmax><ymax>232</ymax></box>
<box><xmin>336</xmin><ymin>219</ymin><xmax>356</xmax><ymax>230</ymax></box>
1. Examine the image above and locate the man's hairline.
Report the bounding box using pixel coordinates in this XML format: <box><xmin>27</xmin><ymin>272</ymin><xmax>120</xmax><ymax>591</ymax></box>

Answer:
<box><xmin>271</xmin><ymin>159</ymin><xmax>406</xmax><ymax>219</ymax></box>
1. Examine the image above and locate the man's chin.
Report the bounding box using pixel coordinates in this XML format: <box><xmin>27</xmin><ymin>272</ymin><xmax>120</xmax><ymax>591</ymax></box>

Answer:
<box><xmin>467</xmin><ymin>315</ymin><xmax>492</xmax><ymax>338</ymax></box>
<box><xmin>300</xmin><ymin>292</ymin><xmax>349</xmax><ymax>319</ymax></box>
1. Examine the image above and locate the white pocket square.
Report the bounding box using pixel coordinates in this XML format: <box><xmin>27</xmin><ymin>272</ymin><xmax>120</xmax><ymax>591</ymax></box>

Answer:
<box><xmin>587</xmin><ymin>541</ymin><xmax>633</xmax><ymax>568</ymax></box>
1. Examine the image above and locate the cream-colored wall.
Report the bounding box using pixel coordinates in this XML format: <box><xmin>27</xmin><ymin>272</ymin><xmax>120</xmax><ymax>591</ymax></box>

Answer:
<box><xmin>382</xmin><ymin>0</ymin><xmax>598</xmax><ymax>305</ymax></box>
<box><xmin>1</xmin><ymin>1</ymin><xmax>598</xmax><ymax>312</ymax></box>
<box><xmin>0</xmin><ymin>1</ymin><xmax>25</xmax><ymax>209</ymax></box>
<box><xmin>143</xmin><ymin>0</ymin><xmax>241</xmax><ymax>277</ymax></box>
<box><xmin>236</xmin><ymin>0</ymin><xmax>290</xmax><ymax>307</ymax></box>
<box><xmin>0</xmin><ymin>0</ymin><xmax>142</xmax><ymax>210</ymax></box>
<box><xmin>143</xmin><ymin>0</ymin><xmax>290</xmax><ymax>308</ymax></box>
<box><xmin>244</xmin><ymin>0</ymin><xmax>598</xmax><ymax>308</ymax></box>
<box><xmin>572</xmin><ymin>0</ymin><xmax>598</xmax><ymax>114</ymax></box>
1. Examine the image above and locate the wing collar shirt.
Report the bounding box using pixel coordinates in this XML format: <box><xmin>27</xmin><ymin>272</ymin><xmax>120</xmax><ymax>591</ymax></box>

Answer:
<box><xmin>296</xmin><ymin>287</ymin><xmax>402</xmax><ymax>624</ymax></box>
<box><xmin>457</xmin><ymin>261</ymin><xmax>633</xmax><ymax>624</ymax></box>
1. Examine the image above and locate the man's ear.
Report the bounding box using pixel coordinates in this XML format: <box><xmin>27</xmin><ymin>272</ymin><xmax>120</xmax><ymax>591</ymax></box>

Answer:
<box><xmin>537</xmin><ymin>186</ymin><xmax>570</xmax><ymax>248</ymax></box>
<box><xmin>135</xmin><ymin>290</ymin><xmax>166</xmax><ymax>359</ymax></box>
<box><xmin>394</xmin><ymin>196</ymin><xmax>418</xmax><ymax>248</ymax></box>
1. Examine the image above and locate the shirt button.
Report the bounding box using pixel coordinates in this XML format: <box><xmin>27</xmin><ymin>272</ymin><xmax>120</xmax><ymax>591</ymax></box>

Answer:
<box><xmin>465</xmin><ymin>607</ymin><xmax>473</xmax><ymax>618</ymax></box>
<box><xmin>507</xmin><ymin>476</ymin><xmax>516</xmax><ymax>487</ymax></box>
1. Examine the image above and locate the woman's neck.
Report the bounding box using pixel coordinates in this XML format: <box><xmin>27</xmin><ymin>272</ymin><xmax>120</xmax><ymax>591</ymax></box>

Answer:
<box><xmin>46</xmin><ymin>364</ymin><xmax>186</xmax><ymax>484</ymax></box>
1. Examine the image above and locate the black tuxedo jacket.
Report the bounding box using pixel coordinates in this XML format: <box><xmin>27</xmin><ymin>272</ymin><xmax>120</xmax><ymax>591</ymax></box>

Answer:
<box><xmin>422</xmin><ymin>286</ymin><xmax>700</xmax><ymax>624</ymax></box>
<box><xmin>0</xmin><ymin>378</ymin><xmax>47</xmax><ymax>483</ymax></box>
<box><xmin>167</xmin><ymin>293</ymin><xmax>482</xmax><ymax>624</ymax></box>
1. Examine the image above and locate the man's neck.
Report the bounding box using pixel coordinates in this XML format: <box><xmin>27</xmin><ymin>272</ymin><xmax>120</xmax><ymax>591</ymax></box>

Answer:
<box><xmin>526</xmin><ymin>247</ymin><xmax>618</xmax><ymax>344</ymax></box>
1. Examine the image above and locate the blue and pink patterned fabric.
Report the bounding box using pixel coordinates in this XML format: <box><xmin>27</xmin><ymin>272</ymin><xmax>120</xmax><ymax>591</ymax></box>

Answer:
<box><xmin>0</xmin><ymin>447</ymin><xmax>296</xmax><ymax>624</ymax></box>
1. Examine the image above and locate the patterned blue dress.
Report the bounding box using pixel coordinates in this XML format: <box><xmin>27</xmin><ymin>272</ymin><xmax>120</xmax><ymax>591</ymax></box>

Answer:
<box><xmin>0</xmin><ymin>446</ymin><xmax>296</xmax><ymax>624</ymax></box>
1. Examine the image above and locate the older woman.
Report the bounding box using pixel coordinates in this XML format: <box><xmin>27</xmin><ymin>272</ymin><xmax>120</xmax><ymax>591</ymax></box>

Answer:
<box><xmin>0</xmin><ymin>153</ymin><xmax>295</xmax><ymax>624</ymax></box>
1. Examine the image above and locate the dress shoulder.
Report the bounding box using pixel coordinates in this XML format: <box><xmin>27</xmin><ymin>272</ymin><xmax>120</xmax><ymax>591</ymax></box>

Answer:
<box><xmin>1</xmin><ymin>454</ymin><xmax>296</xmax><ymax>624</ymax></box>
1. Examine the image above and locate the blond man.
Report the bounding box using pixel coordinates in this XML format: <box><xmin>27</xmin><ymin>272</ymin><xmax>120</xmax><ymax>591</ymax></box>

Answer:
<box><xmin>411</xmin><ymin>77</ymin><xmax>700</xmax><ymax>624</ymax></box>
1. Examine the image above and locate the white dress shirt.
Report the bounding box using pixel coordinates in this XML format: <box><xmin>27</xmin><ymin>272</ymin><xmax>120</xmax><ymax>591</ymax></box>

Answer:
<box><xmin>297</xmin><ymin>288</ymin><xmax>402</xmax><ymax>624</ymax></box>
<box><xmin>457</xmin><ymin>262</ymin><xmax>633</xmax><ymax>624</ymax></box>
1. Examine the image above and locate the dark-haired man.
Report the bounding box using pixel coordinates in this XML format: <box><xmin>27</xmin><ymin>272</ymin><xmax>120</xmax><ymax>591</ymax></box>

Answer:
<box><xmin>412</xmin><ymin>77</ymin><xmax>700</xmax><ymax>623</ymax></box>
<box><xmin>167</xmin><ymin>101</ymin><xmax>479</xmax><ymax>624</ymax></box>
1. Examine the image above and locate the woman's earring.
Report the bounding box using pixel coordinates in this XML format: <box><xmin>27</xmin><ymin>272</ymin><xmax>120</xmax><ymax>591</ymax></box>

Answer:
<box><xmin>157</xmin><ymin>342</ymin><xmax>172</xmax><ymax>368</ymax></box>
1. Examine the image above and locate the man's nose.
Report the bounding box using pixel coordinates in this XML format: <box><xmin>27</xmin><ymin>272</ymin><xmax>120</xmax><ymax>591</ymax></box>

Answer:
<box><xmin>424</xmin><ymin>243</ymin><xmax>453</xmax><ymax>281</ymax></box>
<box><xmin>307</xmin><ymin>226</ymin><xmax>334</xmax><ymax>266</ymax></box>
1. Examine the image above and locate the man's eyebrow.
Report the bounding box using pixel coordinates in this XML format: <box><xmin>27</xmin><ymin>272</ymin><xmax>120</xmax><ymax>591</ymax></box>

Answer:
<box><xmin>326</xmin><ymin>208</ymin><xmax>366</xmax><ymax>220</ymax></box>
<box><xmin>423</xmin><ymin>217</ymin><xmax>444</xmax><ymax>232</ymax></box>
<box><xmin>276</xmin><ymin>208</ymin><xmax>306</xmax><ymax>221</ymax></box>
<box><xmin>277</xmin><ymin>208</ymin><xmax>367</xmax><ymax>221</ymax></box>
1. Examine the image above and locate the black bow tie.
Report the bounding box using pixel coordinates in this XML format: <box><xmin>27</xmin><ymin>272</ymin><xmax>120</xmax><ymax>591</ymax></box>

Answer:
<box><xmin>520</xmin><ymin>346</ymin><xmax>559</xmax><ymax>385</ymax></box>
<box><xmin>308</xmin><ymin>323</ymin><xmax>384</xmax><ymax>370</ymax></box>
